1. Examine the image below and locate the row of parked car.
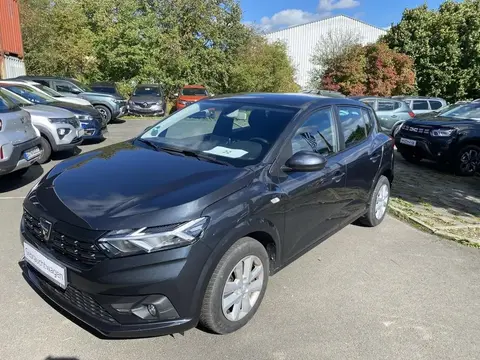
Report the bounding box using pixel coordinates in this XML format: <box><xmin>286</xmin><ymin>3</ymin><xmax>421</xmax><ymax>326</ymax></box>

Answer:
<box><xmin>350</xmin><ymin>95</ymin><xmax>479</xmax><ymax>176</ymax></box>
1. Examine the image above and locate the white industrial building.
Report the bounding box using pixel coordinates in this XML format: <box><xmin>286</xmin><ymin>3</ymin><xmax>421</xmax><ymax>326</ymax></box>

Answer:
<box><xmin>265</xmin><ymin>15</ymin><xmax>387</xmax><ymax>88</ymax></box>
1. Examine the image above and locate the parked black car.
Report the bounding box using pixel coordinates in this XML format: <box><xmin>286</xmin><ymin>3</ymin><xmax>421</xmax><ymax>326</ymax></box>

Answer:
<box><xmin>15</xmin><ymin>76</ymin><xmax>127</xmax><ymax>123</ymax></box>
<box><xmin>395</xmin><ymin>102</ymin><xmax>480</xmax><ymax>176</ymax></box>
<box><xmin>20</xmin><ymin>94</ymin><xmax>394</xmax><ymax>338</ymax></box>
<box><xmin>90</xmin><ymin>82</ymin><xmax>125</xmax><ymax>100</ymax></box>
<box><xmin>128</xmin><ymin>84</ymin><xmax>166</xmax><ymax>116</ymax></box>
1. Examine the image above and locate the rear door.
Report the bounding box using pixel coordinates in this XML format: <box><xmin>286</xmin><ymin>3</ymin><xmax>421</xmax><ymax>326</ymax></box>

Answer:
<box><xmin>276</xmin><ymin>106</ymin><xmax>347</xmax><ymax>261</ymax></box>
<box><xmin>376</xmin><ymin>100</ymin><xmax>399</xmax><ymax>132</ymax></box>
<box><xmin>335</xmin><ymin>105</ymin><xmax>382</xmax><ymax>216</ymax></box>
<box><xmin>411</xmin><ymin>100</ymin><xmax>430</xmax><ymax>114</ymax></box>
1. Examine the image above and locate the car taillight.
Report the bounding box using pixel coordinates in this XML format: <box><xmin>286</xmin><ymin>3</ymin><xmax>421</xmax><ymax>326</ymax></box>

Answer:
<box><xmin>0</xmin><ymin>146</ymin><xmax>3</xmax><ymax>160</ymax></box>
<box><xmin>408</xmin><ymin>111</ymin><xmax>415</xmax><ymax>118</ymax></box>
<box><xmin>0</xmin><ymin>119</ymin><xmax>3</xmax><ymax>131</ymax></box>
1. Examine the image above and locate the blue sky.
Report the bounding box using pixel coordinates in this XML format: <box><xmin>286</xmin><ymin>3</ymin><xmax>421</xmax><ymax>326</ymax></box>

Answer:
<box><xmin>241</xmin><ymin>0</ymin><xmax>444</xmax><ymax>31</ymax></box>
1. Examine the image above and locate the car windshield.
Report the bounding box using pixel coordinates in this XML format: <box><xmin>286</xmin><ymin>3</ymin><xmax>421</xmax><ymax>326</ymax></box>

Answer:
<box><xmin>134</xmin><ymin>86</ymin><xmax>160</xmax><ymax>96</ymax></box>
<box><xmin>0</xmin><ymin>87</ymin><xmax>32</xmax><ymax>107</ymax></box>
<box><xmin>182</xmin><ymin>88</ymin><xmax>208</xmax><ymax>96</ymax></box>
<box><xmin>33</xmin><ymin>83</ymin><xmax>62</xmax><ymax>97</ymax></box>
<box><xmin>92</xmin><ymin>86</ymin><xmax>116</xmax><ymax>94</ymax></box>
<box><xmin>441</xmin><ymin>103</ymin><xmax>480</xmax><ymax>120</ymax></box>
<box><xmin>1</xmin><ymin>84</ymin><xmax>54</xmax><ymax>105</ymax></box>
<box><xmin>0</xmin><ymin>89</ymin><xmax>21</xmax><ymax>112</ymax></box>
<box><xmin>139</xmin><ymin>100</ymin><xmax>299</xmax><ymax>167</ymax></box>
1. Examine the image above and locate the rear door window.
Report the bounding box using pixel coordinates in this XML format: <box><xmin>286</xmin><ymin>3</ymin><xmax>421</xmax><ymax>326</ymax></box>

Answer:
<box><xmin>377</xmin><ymin>101</ymin><xmax>395</xmax><ymax>111</ymax></box>
<box><xmin>429</xmin><ymin>100</ymin><xmax>443</xmax><ymax>110</ymax></box>
<box><xmin>412</xmin><ymin>100</ymin><xmax>429</xmax><ymax>110</ymax></box>
<box><xmin>337</xmin><ymin>106</ymin><xmax>367</xmax><ymax>149</ymax></box>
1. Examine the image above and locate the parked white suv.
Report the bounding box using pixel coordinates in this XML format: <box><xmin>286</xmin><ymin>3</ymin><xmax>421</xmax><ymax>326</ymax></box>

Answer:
<box><xmin>0</xmin><ymin>90</ymin><xmax>43</xmax><ymax>177</ymax></box>
<box><xmin>1</xmin><ymin>88</ymin><xmax>84</xmax><ymax>164</ymax></box>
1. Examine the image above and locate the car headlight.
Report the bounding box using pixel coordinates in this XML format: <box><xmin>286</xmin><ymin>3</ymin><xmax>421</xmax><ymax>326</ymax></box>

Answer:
<box><xmin>98</xmin><ymin>217</ymin><xmax>209</xmax><ymax>257</ymax></box>
<box><xmin>49</xmin><ymin>118</ymin><xmax>71</xmax><ymax>124</ymax></box>
<box><xmin>114</xmin><ymin>99</ymin><xmax>123</xmax><ymax>104</ymax></box>
<box><xmin>156</xmin><ymin>101</ymin><xmax>163</xmax><ymax>106</ymax></box>
<box><xmin>74</xmin><ymin>114</ymin><xmax>93</xmax><ymax>121</ymax></box>
<box><xmin>430</xmin><ymin>128</ymin><xmax>455</xmax><ymax>137</ymax></box>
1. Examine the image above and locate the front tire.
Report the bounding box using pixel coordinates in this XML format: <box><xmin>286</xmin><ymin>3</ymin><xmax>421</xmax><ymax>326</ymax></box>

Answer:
<box><xmin>94</xmin><ymin>105</ymin><xmax>112</xmax><ymax>124</ymax></box>
<box><xmin>455</xmin><ymin>145</ymin><xmax>480</xmax><ymax>176</ymax></box>
<box><xmin>37</xmin><ymin>136</ymin><xmax>52</xmax><ymax>164</ymax></box>
<box><xmin>200</xmin><ymin>237</ymin><xmax>269</xmax><ymax>334</ymax></box>
<box><xmin>358</xmin><ymin>175</ymin><xmax>391</xmax><ymax>227</ymax></box>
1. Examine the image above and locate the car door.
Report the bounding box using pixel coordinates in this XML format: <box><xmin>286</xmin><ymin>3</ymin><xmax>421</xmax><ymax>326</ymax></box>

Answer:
<box><xmin>375</xmin><ymin>100</ymin><xmax>398</xmax><ymax>132</ymax></box>
<box><xmin>273</xmin><ymin>106</ymin><xmax>347</xmax><ymax>261</ymax></box>
<box><xmin>335</xmin><ymin>105</ymin><xmax>382</xmax><ymax>216</ymax></box>
<box><xmin>53</xmin><ymin>80</ymin><xmax>80</xmax><ymax>96</ymax></box>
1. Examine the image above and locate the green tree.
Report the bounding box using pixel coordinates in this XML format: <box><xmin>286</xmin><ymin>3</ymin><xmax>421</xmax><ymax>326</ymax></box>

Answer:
<box><xmin>383</xmin><ymin>0</ymin><xmax>480</xmax><ymax>102</ymax></box>
<box><xmin>321</xmin><ymin>43</ymin><xmax>415</xmax><ymax>96</ymax></box>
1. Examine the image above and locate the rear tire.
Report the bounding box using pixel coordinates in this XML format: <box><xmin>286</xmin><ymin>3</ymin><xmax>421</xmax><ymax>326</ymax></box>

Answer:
<box><xmin>94</xmin><ymin>105</ymin><xmax>112</xmax><ymax>124</ymax></box>
<box><xmin>455</xmin><ymin>144</ymin><xmax>480</xmax><ymax>176</ymax></box>
<box><xmin>401</xmin><ymin>151</ymin><xmax>422</xmax><ymax>164</ymax></box>
<box><xmin>37</xmin><ymin>136</ymin><xmax>52</xmax><ymax>164</ymax></box>
<box><xmin>358</xmin><ymin>175</ymin><xmax>390</xmax><ymax>227</ymax></box>
<box><xmin>199</xmin><ymin>237</ymin><xmax>269</xmax><ymax>334</ymax></box>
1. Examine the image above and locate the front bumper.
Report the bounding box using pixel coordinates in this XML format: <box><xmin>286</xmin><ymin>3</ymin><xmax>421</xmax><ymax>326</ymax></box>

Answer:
<box><xmin>20</xmin><ymin>218</ymin><xmax>212</xmax><ymax>338</ymax></box>
<box><xmin>80</xmin><ymin>121</ymin><xmax>107</xmax><ymax>141</ymax></box>
<box><xmin>395</xmin><ymin>132</ymin><xmax>454</xmax><ymax>162</ymax></box>
<box><xmin>128</xmin><ymin>104</ymin><xmax>165</xmax><ymax>116</ymax></box>
<box><xmin>0</xmin><ymin>137</ymin><xmax>43</xmax><ymax>175</ymax></box>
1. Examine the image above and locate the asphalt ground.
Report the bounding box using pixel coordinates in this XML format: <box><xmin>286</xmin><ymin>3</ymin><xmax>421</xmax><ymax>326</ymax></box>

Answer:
<box><xmin>1</xmin><ymin>120</ymin><xmax>479</xmax><ymax>360</ymax></box>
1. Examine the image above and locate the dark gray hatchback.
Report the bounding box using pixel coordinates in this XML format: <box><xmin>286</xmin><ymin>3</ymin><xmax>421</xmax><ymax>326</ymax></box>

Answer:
<box><xmin>20</xmin><ymin>93</ymin><xmax>394</xmax><ymax>338</ymax></box>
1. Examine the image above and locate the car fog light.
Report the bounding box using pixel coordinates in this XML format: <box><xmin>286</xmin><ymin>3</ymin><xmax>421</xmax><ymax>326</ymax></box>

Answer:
<box><xmin>147</xmin><ymin>304</ymin><xmax>157</xmax><ymax>317</ymax></box>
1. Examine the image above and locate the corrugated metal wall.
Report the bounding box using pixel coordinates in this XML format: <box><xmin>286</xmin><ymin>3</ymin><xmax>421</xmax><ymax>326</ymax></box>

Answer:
<box><xmin>0</xmin><ymin>55</ymin><xmax>26</xmax><ymax>78</ymax></box>
<box><xmin>0</xmin><ymin>0</ymin><xmax>24</xmax><ymax>57</ymax></box>
<box><xmin>266</xmin><ymin>15</ymin><xmax>386</xmax><ymax>88</ymax></box>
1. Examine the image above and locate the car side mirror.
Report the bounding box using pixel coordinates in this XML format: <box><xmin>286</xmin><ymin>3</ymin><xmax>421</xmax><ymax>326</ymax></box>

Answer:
<box><xmin>71</xmin><ymin>88</ymin><xmax>82</xmax><ymax>94</ymax></box>
<box><xmin>283</xmin><ymin>151</ymin><xmax>327</xmax><ymax>172</ymax></box>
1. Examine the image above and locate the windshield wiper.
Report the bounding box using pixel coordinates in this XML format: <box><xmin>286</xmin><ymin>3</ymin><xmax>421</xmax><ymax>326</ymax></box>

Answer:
<box><xmin>137</xmin><ymin>139</ymin><xmax>231</xmax><ymax>166</ymax></box>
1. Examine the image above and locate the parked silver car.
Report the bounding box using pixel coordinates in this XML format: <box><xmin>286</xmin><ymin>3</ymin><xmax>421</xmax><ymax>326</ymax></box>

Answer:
<box><xmin>0</xmin><ymin>89</ymin><xmax>43</xmax><ymax>177</ymax></box>
<box><xmin>1</xmin><ymin>88</ymin><xmax>84</xmax><ymax>164</ymax></box>
<box><xmin>392</xmin><ymin>96</ymin><xmax>447</xmax><ymax>115</ymax></box>
<box><xmin>351</xmin><ymin>97</ymin><xmax>415</xmax><ymax>135</ymax></box>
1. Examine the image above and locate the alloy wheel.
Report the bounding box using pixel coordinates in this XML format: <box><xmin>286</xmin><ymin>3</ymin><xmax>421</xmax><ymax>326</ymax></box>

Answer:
<box><xmin>375</xmin><ymin>184</ymin><xmax>389</xmax><ymax>220</ymax></box>
<box><xmin>460</xmin><ymin>149</ymin><xmax>479</xmax><ymax>174</ymax></box>
<box><xmin>222</xmin><ymin>255</ymin><xmax>264</xmax><ymax>322</ymax></box>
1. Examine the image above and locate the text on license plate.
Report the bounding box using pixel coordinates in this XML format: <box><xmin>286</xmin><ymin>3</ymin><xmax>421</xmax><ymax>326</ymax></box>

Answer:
<box><xmin>400</xmin><ymin>138</ymin><xmax>416</xmax><ymax>146</ymax></box>
<box><xmin>24</xmin><ymin>242</ymin><xmax>67</xmax><ymax>289</ymax></box>
<box><xmin>23</xmin><ymin>146</ymin><xmax>41</xmax><ymax>161</ymax></box>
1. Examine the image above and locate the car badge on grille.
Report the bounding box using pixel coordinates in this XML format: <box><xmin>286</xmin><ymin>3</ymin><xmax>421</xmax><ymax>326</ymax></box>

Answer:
<box><xmin>143</xmin><ymin>102</ymin><xmax>148</xmax><ymax>107</ymax></box>
<box><xmin>39</xmin><ymin>218</ymin><xmax>52</xmax><ymax>241</ymax></box>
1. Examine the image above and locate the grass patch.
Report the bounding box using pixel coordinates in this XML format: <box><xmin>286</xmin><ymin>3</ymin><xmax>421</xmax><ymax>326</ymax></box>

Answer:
<box><xmin>123</xmin><ymin>116</ymin><xmax>164</xmax><ymax>121</ymax></box>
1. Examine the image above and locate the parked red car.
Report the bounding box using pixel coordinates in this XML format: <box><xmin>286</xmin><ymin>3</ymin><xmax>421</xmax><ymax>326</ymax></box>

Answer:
<box><xmin>175</xmin><ymin>85</ymin><xmax>209</xmax><ymax>110</ymax></box>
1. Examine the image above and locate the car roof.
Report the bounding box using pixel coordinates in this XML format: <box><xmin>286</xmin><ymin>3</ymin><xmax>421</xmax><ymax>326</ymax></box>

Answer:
<box><xmin>0</xmin><ymin>80</ymin><xmax>34</xmax><ymax>86</ymax></box>
<box><xmin>208</xmin><ymin>93</ymin><xmax>369</xmax><ymax>108</ymax></box>
<box><xmin>349</xmin><ymin>96</ymin><xmax>399</xmax><ymax>101</ymax></box>
<box><xmin>17</xmin><ymin>76</ymin><xmax>75</xmax><ymax>81</ymax></box>
<box><xmin>393</xmin><ymin>95</ymin><xmax>444</xmax><ymax>101</ymax></box>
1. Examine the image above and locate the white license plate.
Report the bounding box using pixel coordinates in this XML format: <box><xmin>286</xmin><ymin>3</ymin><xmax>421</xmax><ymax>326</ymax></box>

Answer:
<box><xmin>400</xmin><ymin>138</ymin><xmax>417</xmax><ymax>146</ymax></box>
<box><xmin>77</xmin><ymin>128</ymin><xmax>85</xmax><ymax>137</ymax></box>
<box><xmin>24</xmin><ymin>242</ymin><xmax>67</xmax><ymax>289</ymax></box>
<box><xmin>23</xmin><ymin>146</ymin><xmax>41</xmax><ymax>161</ymax></box>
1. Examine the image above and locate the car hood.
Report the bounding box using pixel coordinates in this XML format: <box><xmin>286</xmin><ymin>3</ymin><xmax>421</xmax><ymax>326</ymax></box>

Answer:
<box><xmin>57</xmin><ymin>96</ymin><xmax>92</xmax><ymax>106</ymax></box>
<box><xmin>129</xmin><ymin>95</ymin><xmax>162</xmax><ymax>103</ymax></box>
<box><xmin>26</xmin><ymin>142</ymin><xmax>253</xmax><ymax>230</ymax></box>
<box><xmin>22</xmin><ymin>104</ymin><xmax>75</xmax><ymax>118</ymax></box>
<box><xmin>410</xmin><ymin>116</ymin><xmax>478</xmax><ymax>126</ymax></box>
<box><xmin>48</xmin><ymin>101</ymin><xmax>100</xmax><ymax>117</ymax></box>
<box><xmin>179</xmin><ymin>95</ymin><xmax>208</xmax><ymax>102</ymax></box>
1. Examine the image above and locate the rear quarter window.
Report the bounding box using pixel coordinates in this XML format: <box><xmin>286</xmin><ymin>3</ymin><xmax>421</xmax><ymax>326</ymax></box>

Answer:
<box><xmin>412</xmin><ymin>100</ymin><xmax>429</xmax><ymax>110</ymax></box>
<box><xmin>429</xmin><ymin>100</ymin><xmax>443</xmax><ymax>110</ymax></box>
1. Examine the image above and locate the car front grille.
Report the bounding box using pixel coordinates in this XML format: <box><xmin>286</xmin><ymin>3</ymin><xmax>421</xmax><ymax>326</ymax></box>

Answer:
<box><xmin>134</xmin><ymin>102</ymin><xmax>155</xmax><ymax>108</ymax></box>
<box><xmin>23</xmin><ymin>211</ymin><xmax>107</xmax><ymax>267</ymax></box>
<box><xmin>39</xmin><ymin>276</ymin><xmax>118</xmax><ymax>324</ymax></box>
<box><xmin>403</xmin><ymin>125</ymin><xmax>431</xmax><ymax>134</ymax></box>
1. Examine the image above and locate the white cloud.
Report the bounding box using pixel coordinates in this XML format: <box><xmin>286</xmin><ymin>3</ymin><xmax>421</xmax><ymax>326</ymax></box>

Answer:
<box><xmin>318</xmin><ymin>0</ymin><xmax>360</xmax><ymax>12</ymax></box>
<box><xmin>260</xmin><ymin>9</ymin><xmax>330</xmax><ymax>32</ymax></box>
<box><xmin>258</xmin><ymin>0</ymin><xmax>361</xmax><ymax>32</ymax></box>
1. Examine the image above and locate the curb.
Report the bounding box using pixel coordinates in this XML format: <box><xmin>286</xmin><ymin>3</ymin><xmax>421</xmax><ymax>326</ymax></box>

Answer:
<box><xmin>388</xmin><ymin>203</ymin><xmax>480</xmax><ymax>247</ymax></box>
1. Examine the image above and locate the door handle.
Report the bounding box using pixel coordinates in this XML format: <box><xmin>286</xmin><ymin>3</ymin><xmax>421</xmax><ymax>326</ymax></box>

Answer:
<box><xmin>391</xmin><ymin>115</ymin><xmax>397</xmax><ymax>118</ymax></box>
<box><xmin>332</xmin><ymin>171</ymin><xmax>345</xmax><ymax>183</ymax></box>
